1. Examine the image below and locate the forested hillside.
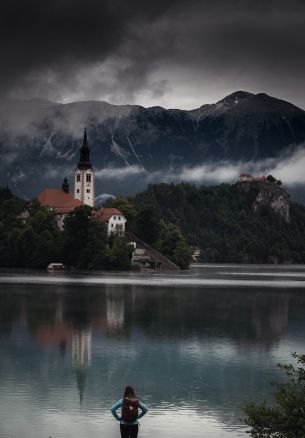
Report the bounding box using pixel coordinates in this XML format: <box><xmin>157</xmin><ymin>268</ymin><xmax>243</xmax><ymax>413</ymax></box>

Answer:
<box><xmin>106</xmin><ymin>182</ymin><xmax>305</xmax><ymax>263</ymax></box>
<box><xmin>0</xmin><ymin>186</ymin><xmax>191</xmax><ymax>270</ymax></box>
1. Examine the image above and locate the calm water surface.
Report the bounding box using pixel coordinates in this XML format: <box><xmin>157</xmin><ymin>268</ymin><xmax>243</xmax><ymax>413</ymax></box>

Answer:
<box><xmin>1</xmin><ymin>264</ymin><xmax>305</xmax><ymax>438</ymax></box>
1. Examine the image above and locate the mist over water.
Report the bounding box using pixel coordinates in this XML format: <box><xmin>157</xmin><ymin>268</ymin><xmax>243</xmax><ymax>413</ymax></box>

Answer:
<box><xmin>1</xmin><ymin>265</ymin><xmax>305</xmax><ymax>438</ymax></box>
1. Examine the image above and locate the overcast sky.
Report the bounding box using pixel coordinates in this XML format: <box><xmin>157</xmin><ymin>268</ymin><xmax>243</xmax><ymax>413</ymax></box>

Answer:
<box><xmin>1</xmin><ymin>0</ymin><xmax>305</xmax><ymax>109</ymax></box>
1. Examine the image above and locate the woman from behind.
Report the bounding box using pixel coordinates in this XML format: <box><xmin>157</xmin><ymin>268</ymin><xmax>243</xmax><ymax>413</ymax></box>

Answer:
<box><xmin>111</xmin><ymin>386</ymin><xmax>148</xmax><ymax>438</ymax></box>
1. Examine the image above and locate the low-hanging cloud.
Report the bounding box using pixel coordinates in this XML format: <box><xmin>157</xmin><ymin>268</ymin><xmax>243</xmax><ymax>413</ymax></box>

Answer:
<box><xmin>95</xmin><ymin>165</ymin><xmax>146</xmax><ymax>180</ymax></box>
<box><xmin>94</xmin><ymin>145</ymin><xmax>305</xmax><ymax>187</ymax></box>
<box><xmin>269</xmin><ymin>148</ymin><xmax>305</xmax><ymax>185</ymax></box>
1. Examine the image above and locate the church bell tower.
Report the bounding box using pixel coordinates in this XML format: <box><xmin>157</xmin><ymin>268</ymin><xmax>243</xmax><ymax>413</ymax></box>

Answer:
<box><xmin>74</xmin><ymin>128</ymin><xmax>95</xmax><ymax>207</ymax></box>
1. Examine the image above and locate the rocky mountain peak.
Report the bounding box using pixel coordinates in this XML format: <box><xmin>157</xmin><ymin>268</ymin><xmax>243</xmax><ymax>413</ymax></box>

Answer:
<box><xmin>217</xmin><ymin>90</ymin><xmax>254</xmax><ymax>105</ymax></box>
<box><xmin>1</xmin><ymin>91</ymin><xmax>305</xmax><ymax>199</ymax></box>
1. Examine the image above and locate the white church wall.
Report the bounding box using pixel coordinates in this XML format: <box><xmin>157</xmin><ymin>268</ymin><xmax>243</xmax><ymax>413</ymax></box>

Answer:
<box><xmin>74</xmin><ymin>169</ymin><xmax>95</xmax><ymax>207</ymax></box>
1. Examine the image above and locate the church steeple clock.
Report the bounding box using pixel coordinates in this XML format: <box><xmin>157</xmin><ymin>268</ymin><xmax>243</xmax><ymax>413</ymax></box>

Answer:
<box><xmin>74</xmin><ymin>128</ymin><xmax>95</xmax><ymax>207</ymax></box>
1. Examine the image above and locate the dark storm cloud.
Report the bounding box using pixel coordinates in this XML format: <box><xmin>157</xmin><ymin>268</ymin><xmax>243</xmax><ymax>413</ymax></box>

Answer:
<box><xmin>1</xmin><ymin>0</ymin><xmax>305</xmax><ymax>107</ymax></box>
<box><xmin>0</xmin><ymin>0</ymin><xmax>181</xmax><ymax>92</ymax></box>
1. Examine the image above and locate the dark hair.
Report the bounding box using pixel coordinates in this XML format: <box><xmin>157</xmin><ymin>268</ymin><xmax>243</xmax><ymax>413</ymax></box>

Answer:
<box><xmin>124</xmin><ymin>386</ymin><xmax>136</xmax><ymax>398</ymax></box>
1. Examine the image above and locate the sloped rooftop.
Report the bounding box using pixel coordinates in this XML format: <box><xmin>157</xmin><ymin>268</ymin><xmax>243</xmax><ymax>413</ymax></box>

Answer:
<box><xmin>38</xmin><ymin>189</ymin><xmax>83</xmax><ymax>214</ymax></box>
<box><xmin>94</xmin><ymin>208</ymin><xmax>125</xmax><ymax>221</ymax></box>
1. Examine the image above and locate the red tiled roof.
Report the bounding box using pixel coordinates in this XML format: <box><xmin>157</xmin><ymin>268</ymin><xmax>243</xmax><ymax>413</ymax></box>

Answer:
<box><xmin>254</xmin><ymin>176</ymin><xmax>267</xmax><ymax>181</ymax></box>
<box><xmin>38</xmin><ymin>189</ymin><xmax>83</xmax><ymax>214</ymax></box>
<box><xmin>239</xmin><ymin>173</ymin><xmax>252</xmax><ymax>177</ymax></box>
<box><xmin>94</xmin><ymin>208</ymin><xmax>124</xmax><ymax>221</ymax></box>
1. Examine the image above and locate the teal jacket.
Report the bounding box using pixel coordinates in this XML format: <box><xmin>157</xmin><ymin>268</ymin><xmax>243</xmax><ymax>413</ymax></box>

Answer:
<box><xmin>111</xmin><ymin>398</ymin><xmax>148</xmax><ymax>425</ymax></box>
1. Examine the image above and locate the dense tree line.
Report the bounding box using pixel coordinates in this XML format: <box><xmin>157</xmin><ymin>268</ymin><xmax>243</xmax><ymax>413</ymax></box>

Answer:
<box><xmin>0</xmin><ymin>187</ymin><xmax>132</xmax><ymax>270</ymax></box>
<box><xmin>104</xmin><ymin>198</ymin><xmax>192</xmax><ymax>269</ymax></box>
<box><xmin>3</xmin><ymin>179</ymin><xmax>303</xmax><ymax>268</ymax></box>
<box><xmin>105</xmin><ymin>182</ymin><xmax>305</xmax><ymax>264</ymax></box>
<box><xmin>243</xmin><ymin>353</ymin><xmax>305</xmax><ymax>437</ymax></box>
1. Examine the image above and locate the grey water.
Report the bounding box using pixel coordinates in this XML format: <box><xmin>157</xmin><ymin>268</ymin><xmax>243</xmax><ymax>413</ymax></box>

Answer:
<box><xmin>1</xmin><ymin>264</ymin><xmax>305</xmax><ymax>438</ymax></box>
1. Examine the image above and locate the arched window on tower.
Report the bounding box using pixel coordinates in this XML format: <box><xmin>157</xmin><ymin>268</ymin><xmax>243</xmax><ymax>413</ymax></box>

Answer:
<box><xmin>86</xmin><ymin>174</ymin><xmax>91</xmax><ymax>182</ymax></box>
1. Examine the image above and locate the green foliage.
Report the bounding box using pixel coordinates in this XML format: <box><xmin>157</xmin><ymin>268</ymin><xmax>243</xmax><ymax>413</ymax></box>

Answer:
<box><xmin>4</xmin><ymin>180</ymin><xmax>305</xmax><ymax>269</ymax></box>
<box><xmin>107</xmin><ymin>233</ymin><xmax>133</xmax><ymax>270</ymax></box>
<box><xmin>242</xmin><ymin>353</ymin><xmax>305</xmax><ymax>438</ymax></box>
<box><xmin>30</xmin><ymin>230</ymin><xmax>58</xmax><ymax>268</ymax></box>
<box><xmin>28</xmin><ymin>208</ymin><xmax>57</xmax><ymax>234</ymax></box>
<box><xmin>267</xmin><ymin>175</ymin><xmax>283</xmax><ymax>186</ymax></box>
<box><xmin>127</xmin><ymin>182</ymin><xmax>305</xmax><ymax>264</ymax></box>
<box><xmin>172</xmin><ymin>241</ymin><xmax>192</xmax><ymax>270</ymax></box>
<box><xmin>101</xmin><ymin>193</ymin><xmax>192</xmax><ymax>269</ymax></box>
<box><xmin>102</xmin><ymin>180</ymin><xmax>305</xmax><ymax>267</ymax></box>
<box><xmin>77</xmin><ymin>219</ymin><xmax>109</xmax><ymax>270</ymax></box>
<box><xmin>0</xmin><ymin>191</ymin><xmax>59</xmax><ymax>268</ymax></box>
<box><xmin>62</xmin><ymin>206</ymin><xmax>132</xmax><ymax>270</ymax></box>
<box><xmin>267</xmin><ymin>174</ymin><xmax>277</xmax><ymax>183</ymax></box>
<box><xmin>0</xmin><ymin>189</ymin><xmax>132</xmax><ymax>270</ymax></box>
<box><xmin>134</xmin><ymin>205</ymin><xmax>160</xmax><ymax>245</ymax></box>
<box><xmin>61</xmin><ymin>205</ymin><xmax>94</xmax><ymax>267</ymax></box>
<box><xmin>156</xmin><ymin>220</ymin><xmax>192</xmax><ymax>269</ymax></box>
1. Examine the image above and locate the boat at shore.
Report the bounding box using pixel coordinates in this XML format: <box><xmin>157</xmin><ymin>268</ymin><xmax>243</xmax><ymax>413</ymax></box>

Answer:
<box><xmin>47</xmin><ymin>263</ymin><xmax>64</xmax><ymax>272</ymax></box>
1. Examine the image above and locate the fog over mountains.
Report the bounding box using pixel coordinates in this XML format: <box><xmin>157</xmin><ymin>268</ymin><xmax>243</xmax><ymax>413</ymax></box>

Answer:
<box><xmin>1</xmin><ymin>91</ymin><xmax>305</xmax><ymax>202</ymax></box>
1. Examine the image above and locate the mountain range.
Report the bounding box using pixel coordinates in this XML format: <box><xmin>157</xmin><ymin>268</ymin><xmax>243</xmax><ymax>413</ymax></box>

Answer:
<box><xmin>1</xmin><ymin>91</ymin><xmax>305</xmax><ymax>200</ymax></box>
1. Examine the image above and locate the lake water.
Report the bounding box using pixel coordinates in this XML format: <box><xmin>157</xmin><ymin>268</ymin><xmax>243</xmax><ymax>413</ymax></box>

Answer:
<box><xmin>1</xmin><ymin>264</ymin><xmax>305</xmax><ymax>438</ymax></box>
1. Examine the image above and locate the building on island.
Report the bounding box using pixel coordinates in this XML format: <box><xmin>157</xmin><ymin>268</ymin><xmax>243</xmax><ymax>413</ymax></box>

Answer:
<box><xmin>74</xmin><ymin>128</ymin><xmax>95</xmax><ymax>207</ymax></box>
<box><xmin>239</xmin><ymin>173</ymin><xmax>254</xmax><ymax>182</ymax></box>
<box><xmin>38</xmin><ymin>128</ymin><xmax>95</xmax><ymax>229</ymax></box>
<box><xmin>238</xmin><ymin>173</ymin><xmax>267</xmax><ymax>182</ymax></box>
<box><xmin>37</xmin><ymin>128</ymin><xmax>127</xmax><ymax>234</ymax></box>
<box><xmin>38</xmin><ymin>178</ymin><xmax>83</xmax><ymax>230</ymax></box>
<box><xmin>191</xmin><ymin>246</ymin><xmax>201</xmax><ymax>262</ymax></box>
<box><xmin>94</xmin><ymin>207</ymin><xmax>127</xmax><ymax>235</ymax></box>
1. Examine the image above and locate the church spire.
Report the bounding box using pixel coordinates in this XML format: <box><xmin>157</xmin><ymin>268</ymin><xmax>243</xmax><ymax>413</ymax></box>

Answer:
<box><xmin>74</xmin><ymin>127</ymin><xmax>95</xmax><ymax>207</ymax></box>
<box><xmin>78</xmin><ymin>127</ymin><xmax>92</xmax><ymax>170</ymax></box>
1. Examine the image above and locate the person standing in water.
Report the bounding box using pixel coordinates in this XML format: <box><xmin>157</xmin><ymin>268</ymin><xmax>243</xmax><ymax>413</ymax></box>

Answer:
<box><xmin>111</xmin><ymin>386</ymin><xmax>148</xmax><ymax>438</ymax></box>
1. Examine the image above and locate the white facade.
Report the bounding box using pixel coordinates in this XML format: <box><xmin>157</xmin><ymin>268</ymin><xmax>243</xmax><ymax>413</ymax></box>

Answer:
<box><xmin>107</xmin><ymin>214</ymin><xmax>127</xmax><ymax>235</ymax></box>
<box><xmin>74</xmin><ymin>168</ymin><xmax>95</xmax><ymax>207</ymax></box>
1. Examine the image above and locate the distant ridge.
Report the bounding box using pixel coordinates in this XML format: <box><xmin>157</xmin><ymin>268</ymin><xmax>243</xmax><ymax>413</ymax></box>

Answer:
<box><xmin>1</xmin><ymin>91</ymin><xmax>305</xmax><ymax>198</ymax></box>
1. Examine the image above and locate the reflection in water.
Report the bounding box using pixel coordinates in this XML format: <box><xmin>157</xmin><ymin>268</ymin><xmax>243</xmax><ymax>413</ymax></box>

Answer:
<box><xmin>72</xmin><ymin>329</ymin><xmax>92</xmax><ymax>369</ymax></box>
<box><xmin>106</xmin><ymin>291</ymin><xmax>125</xmax><ymax>330</ymax></box>
<box><xmin>0</xmin><ymin>266</ymin><xmax>305</xmax><ymax>438</ymax></box>
<box><xmin>72</xmin><ymin>328</ymin><xmax>92</xmax><ymax>405</ymax></box>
